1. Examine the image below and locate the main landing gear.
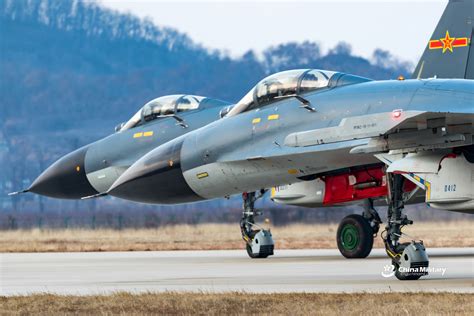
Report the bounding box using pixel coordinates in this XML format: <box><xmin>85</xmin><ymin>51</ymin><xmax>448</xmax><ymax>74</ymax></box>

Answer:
<box><xmin>337</xmin><ymin>198</ymin><xmax>381</xmax><ymax>258</ymax></box>
<box><xmin>240</xmin><ymin>190</ymin><xmax>274</xmax><ymax>259</ymax></box>
<box><xmin>336</xmin><ymin>174</ymin><xmax>429</xmax><ymax>280</ymax></box>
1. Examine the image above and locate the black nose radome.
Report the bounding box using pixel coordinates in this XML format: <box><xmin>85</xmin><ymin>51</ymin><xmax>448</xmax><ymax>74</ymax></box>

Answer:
<box><xmin>29</xmin><ymin>146</ymin><xmax>98</xmax><ymax>199</ymax></box>
<box><xmin>108</xmin><ymin>138</ymin><xmax>202</xmax><ymax>204</ymax></box>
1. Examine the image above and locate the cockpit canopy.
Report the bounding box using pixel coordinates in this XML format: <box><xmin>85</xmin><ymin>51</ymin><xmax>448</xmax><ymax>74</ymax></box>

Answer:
<box><xmin>227</xmin><ymin>69</ymin><xmax>370</xmax><ymax>116</ymax></box>
<box><xmin>121</xmin><ymin>95</ymin><xmax>205</xmax><ymax>131</ymax></box>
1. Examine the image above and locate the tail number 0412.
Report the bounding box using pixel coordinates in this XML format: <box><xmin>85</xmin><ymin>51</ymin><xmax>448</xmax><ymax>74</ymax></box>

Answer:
<box><xmin>444</xmin><ymin>184</ymin><xmax>457</xmax><ymax>192</ymax></box>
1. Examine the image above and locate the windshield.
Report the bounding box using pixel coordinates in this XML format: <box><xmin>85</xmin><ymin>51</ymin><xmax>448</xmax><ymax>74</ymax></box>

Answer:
<box><xmin>121</xmin><ymin>95</ymin><xmax>205</xmax><ymax>131</ymax></box>
<box><xmin>227</xmin><ymin>69</ymin><xmax>337</xmax><ymax>116</ymax></box>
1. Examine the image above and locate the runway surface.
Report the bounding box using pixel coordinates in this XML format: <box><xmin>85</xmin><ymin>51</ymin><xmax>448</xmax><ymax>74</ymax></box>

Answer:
<box><xmin>1</xmin><ymin>248</ymin><xmax>473</xmax><ymax>295</ymax></box>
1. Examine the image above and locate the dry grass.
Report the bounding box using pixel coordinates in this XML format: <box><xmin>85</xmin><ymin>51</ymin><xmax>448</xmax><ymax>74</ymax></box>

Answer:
<box><xmin>0</xmin><ymin>292</ymin><xmax>472</xmax><ymax>315</ymax></box>
<box><xmin>0</xmin><ymin>221</ymin><xmax>472</xmax><ymax>252</ymax></box>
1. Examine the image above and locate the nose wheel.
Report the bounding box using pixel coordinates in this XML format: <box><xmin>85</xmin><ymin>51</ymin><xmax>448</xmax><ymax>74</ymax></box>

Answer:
<box><xmin>240</xmin><ymin>191</ymin><xmax>274</xmax><ymax>259</ymax></box>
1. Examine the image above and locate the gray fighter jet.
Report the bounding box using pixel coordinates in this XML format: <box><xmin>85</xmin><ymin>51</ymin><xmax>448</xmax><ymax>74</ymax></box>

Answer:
<box><xmin>10</xmin><ymin>95</ymin><xmax>232</xmax><ymax>199</ymax></box>
<box><xmin>105</xmin><ymin>0</ymin><xmax>474</xmax><ymax>279</ymax></box>
<box><xmin>14</xmin><ymin>0</ymin><xmax>474</xmax><ymax>280</ymax></box>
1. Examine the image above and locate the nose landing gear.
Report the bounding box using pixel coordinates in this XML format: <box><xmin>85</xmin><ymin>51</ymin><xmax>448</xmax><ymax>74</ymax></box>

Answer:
<box><xmin>240</xmin><ymin>190</ymin><xmax>274</xmax><ymax>259</ymax></box>
<box><xmin>383</xmin><ymin>173</ymin><xmax>429</xmax><ymax>280</ymax></box>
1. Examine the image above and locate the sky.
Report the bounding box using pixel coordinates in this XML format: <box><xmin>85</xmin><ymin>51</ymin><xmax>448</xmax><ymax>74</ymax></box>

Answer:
<box><xmin>97</xmin><ymin>0</ymin><xmax>447</xmax><ymax>63</ymax></box>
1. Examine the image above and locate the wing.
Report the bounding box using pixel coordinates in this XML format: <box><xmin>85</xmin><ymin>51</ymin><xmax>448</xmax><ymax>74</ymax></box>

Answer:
<box><xmin>284</xmin><ymin>110</ymin><xmax>473</xmax><ymax>155</ymax></box>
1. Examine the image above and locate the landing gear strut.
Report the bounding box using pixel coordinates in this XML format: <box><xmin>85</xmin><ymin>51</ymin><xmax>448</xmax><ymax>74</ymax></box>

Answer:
<box><xmin>362</xmin><ymin>198</ymin><xmax>382</xmax><ymax>235</ymax></box>
<box><xmin>383</xmin><ymin>173</ymin><xmax>429</xmax><ymax>280</ymax></box>
<box><xmin>240</xmin><ymin>190</ymin><xmax>274</xmax><ymax>259</ymax></box>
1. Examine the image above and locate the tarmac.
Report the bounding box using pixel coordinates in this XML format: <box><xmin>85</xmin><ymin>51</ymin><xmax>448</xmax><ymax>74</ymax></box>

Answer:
<box><xmin>1</xmin><ymin>248</ymin><xmax>473</xmax><ymax>295</ymax></box>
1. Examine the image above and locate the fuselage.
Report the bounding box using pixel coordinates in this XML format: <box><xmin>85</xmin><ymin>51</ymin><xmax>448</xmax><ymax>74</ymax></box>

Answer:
<box><xmin>108</xmin><ymin>78</ymin><xmax>474</xmax><ymax>204</ymax></box>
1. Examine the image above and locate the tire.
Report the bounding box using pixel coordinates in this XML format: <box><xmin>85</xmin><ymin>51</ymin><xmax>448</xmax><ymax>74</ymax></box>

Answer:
<box><xmin>394</xmin><ymin>262</ymin><xmax>422</xmax><ymax>281</ymax></box>
<box><xmin>246</xmin><ymin>243</ymin><xmax>269</xmax><ymax>259</ymax></box>
<box><xmin>461</xmin><ymin>145</ymin><xmax>474</xmax><ymax>163</ymax></box>
<box><xmin>337</xmin><ymin>214</ymin><xmax>374</xmax><ymax>258</ymax></box>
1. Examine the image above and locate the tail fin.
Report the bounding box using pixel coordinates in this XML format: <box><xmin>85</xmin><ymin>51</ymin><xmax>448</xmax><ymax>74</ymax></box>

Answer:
<box><xmin>412</xmin><ymin>0</ymin><xmax>473</xmax><ymax>79</ymax></box>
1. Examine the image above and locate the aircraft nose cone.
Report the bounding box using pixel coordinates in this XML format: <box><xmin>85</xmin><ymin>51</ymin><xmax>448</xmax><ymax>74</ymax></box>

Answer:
<box><xmin>29</xmin><ymin>146</ymin><xmax>98</xmax><ymax>199</ymax></box>
<box><xmin>108</xmin><ymin>138</ymin><xmax>202</xmax><ymax>204</ymax></box>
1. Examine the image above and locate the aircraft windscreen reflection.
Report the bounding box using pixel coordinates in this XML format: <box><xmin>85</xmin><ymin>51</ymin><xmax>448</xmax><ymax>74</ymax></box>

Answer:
<box><xmin>121</xmin><ymin>95</ymin><xmax>205</xmax><ymax>131</ymax></box>
<box><xmin>227</xmin><ymin>69</ymin><xmax>337</xmax><ymax>116</ymax></box>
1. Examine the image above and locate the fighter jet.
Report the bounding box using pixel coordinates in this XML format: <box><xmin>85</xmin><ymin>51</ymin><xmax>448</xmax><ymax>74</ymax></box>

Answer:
<box><xmin>14</xmin><ymin>0</ymin><xmax>473</xmax><ymax>280</ymax></box>
<box><xmin>10</xmin><ymin>95</ymin><xmax>232</xmax><ymax>199</ymax></box>
<box><xmin>106</xmin><ymin>0</ymin><xmax>474</xmax><ymax>279</ymax></box>
<box><xmin>18</xmin><ymin>0</ymin><xmax>471</xmax><ymax>201</ymax></box>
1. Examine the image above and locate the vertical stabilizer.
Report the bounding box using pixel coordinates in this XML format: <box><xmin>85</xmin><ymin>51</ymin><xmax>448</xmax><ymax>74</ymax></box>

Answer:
<box><xmin>412</xmin><ymin>0</ymin><xmax>473</xmax><ymax>79</ymax></box>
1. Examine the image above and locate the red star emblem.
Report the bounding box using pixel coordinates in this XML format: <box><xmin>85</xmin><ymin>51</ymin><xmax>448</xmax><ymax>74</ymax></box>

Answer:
<box><xmin>441</xmin><ymin>30</ymin><xmax>454</xmax><ymax>53</ymax></box>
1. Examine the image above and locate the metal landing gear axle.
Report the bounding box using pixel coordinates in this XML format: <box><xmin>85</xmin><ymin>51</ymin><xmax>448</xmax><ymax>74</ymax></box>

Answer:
<box><xmin>240</xmin><ymin>190</ymin><xmax>274</xmax><ymax>259</ymax></box>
